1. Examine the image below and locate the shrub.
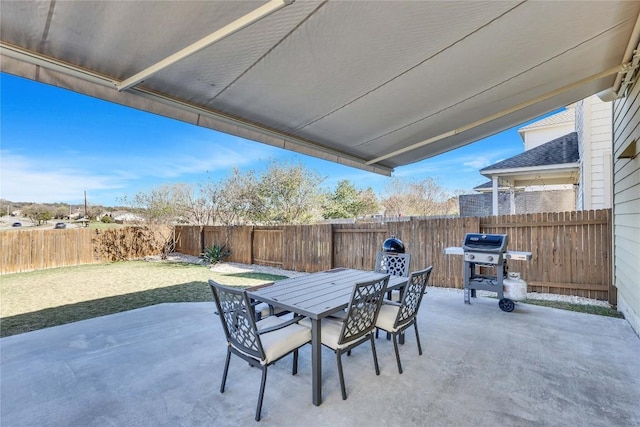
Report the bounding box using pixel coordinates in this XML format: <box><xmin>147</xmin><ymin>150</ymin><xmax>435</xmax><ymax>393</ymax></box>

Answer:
<box><xmin>200</xmin><ymin>244</ymin><xmax>231</xmax><ymax>265</ymax></box>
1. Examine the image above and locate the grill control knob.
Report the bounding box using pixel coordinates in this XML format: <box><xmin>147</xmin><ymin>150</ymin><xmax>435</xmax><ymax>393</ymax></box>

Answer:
<box><xmin>487</xmin><ymin>256</ymin><xmax>494</xmax><ymax>262</ymax></box>
<box><xmin>468</xmin><ymin>254</ymin><xmax>475</xmax><ymax>260</ymax></box>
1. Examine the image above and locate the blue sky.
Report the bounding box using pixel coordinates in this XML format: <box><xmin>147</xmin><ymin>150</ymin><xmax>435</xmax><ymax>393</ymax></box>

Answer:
<box><xmin>2</xmin><ymin>73</ymin><xmax>537</xmax><ymax>207</ymax></box>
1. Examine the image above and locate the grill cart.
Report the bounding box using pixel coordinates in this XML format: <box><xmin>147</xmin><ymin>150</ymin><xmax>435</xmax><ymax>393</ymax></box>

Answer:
<box><xmin>444</xmin><ymin>233</ymin><xmax>532</xmax><ymax>312</ymax></box>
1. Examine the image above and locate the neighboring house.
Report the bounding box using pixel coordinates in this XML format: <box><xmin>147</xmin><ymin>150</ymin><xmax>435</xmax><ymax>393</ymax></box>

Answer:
<box><xmin>576</xmin><ymin>96</ymin><xmax>614</xmax><ymax>210</ymax></box>
<box><xmin>102</xmin><ymin>210</ymin><xmax>145</xmax><ymax>224</ymax></box>
<box><xmin>113</xmin><ymin>213</ymin><xmax>145</xmax><ymax>224</ymax></box>
<box><xmin>460</xmin><ymin>96</ymin><xmax>612</xmax><ymax>217</ymax></box>
<box><xmin>518</xmin><ymin>106</ymin><xmax>576</xmax><ymax>150</ymax></box>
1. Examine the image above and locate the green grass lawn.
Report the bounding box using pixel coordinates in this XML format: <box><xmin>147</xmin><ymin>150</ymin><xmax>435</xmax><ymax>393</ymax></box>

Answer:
<box><xmin>520</xmin><ymin>298</ymin><xmax>624</xmax><ymax>318</ymax></box>
<box><xmin>1</xmin><ymin>261</ymin><xmax>622</xmax><ymax>338</ymax></box>
<box><xmin>0</xmin><ymin>261</ymin><xmax>287</xmax><ymax>337</ymax></box>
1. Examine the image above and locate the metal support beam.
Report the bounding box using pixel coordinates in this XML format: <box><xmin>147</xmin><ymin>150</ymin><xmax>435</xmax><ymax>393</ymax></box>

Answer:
<box><xmin>116</xmin><ymin>0</ymin><xmax>294</xmax><ymax>92</ymax></box>
<box><xmin>366</xmin><ymin>64</ymin><xmax>628</xmax><ymax>166</ymax></box>
<box><xmin>0</xmin><ymin>42</ymin><xmax>115</xmax><ymax>88</ymax></box>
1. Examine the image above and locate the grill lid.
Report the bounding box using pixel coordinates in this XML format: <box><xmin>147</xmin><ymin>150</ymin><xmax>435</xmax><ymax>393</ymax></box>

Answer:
<box><xmin>382</xmin><ymin>236</ymin><xmax>405</xmax><ymax>253</ymax></box>
<box><xmin>462</xmin><ymin>233</ymin><xmax>508</xmax><ymax>252</ymax></box>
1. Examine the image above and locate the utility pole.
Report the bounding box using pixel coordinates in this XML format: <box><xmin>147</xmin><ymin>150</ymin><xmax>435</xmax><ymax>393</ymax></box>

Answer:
<box><xmin>84</xmin><ymin>191</ymin><xmax>88</xmax><ymax>226</ymax></box>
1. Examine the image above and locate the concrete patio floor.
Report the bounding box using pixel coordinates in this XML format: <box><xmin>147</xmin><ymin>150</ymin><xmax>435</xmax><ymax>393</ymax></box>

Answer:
<box><xmin>2</xmin><ymin>287</ymin><xmax>639</xmax><ymax>426</ymax></box>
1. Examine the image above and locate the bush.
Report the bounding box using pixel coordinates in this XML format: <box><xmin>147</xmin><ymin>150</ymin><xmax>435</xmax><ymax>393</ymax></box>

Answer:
<box><xmin>93</xmin><ymin>226</ymin><xmax>164</xmax><ymax>262</ymax></box>
<box><xmin>101</xmin><ymin>215</ymin><xmax>114</xmax><ymax>223</ymax></box>
<box><xmin>200</xmin><ymin>244</ymin><xmax>231</xmax><ymax>265</ymax></box>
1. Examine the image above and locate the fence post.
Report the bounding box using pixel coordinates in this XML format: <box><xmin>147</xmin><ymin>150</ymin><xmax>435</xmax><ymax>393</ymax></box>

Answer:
<box><xmin>330</xmin><ymin>224</ymin><xmax>335</xmax><ymax>269</ymax></box>
<box><xmin>200</xmin><ymin>226</ymin><xmax>205</xmax><ymax>255</ymax></box>
<box><xmin>249</xmin><ymin>226</ymin><xmax>254</xmax><ymax>265</ymax></box>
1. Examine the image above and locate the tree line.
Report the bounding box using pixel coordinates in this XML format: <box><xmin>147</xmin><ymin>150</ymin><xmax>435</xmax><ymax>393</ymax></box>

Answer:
<box><xmin>120</xmin><ymin>160</ymin><xmax>459</xmax><ymax>226</ymax></box>
<box><xmin>2</xmin><ymin>160</ymin><xmax>460</xmax><ymax>226</ymax></box>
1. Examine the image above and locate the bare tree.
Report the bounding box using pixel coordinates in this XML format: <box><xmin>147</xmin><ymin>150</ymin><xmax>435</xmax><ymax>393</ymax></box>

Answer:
<box><xmin>381</xmin><ymin>177</ymin><xmax>455</xmax><ymax>217</ymax></box>
<box><xmin>200</xmin><ymin>162</ymin><xmax>324</xmax><ymax>225</ymax></box>
<box><xmin>169</xmin><ymin>183</ymin><xmax>212</xmax><ymax>225</ymax></box>
<box><xmin>85</xmin><ymin>205</ymin><xmax>103</xmax><ymax>221</ymax></box>
<box><xmin>52</xmin><ymin>204</ymin><xmax>69</xmax><ymax>219</ymax></box>
<box><xmin>200</xmin><ymin>168</ymin><xmax>262</xmax><ymax>225</ymax></box>
<box><xmin>119</xmin><ymin>184</ymin><xmax>187</xmax><ymax>258</ymax></box>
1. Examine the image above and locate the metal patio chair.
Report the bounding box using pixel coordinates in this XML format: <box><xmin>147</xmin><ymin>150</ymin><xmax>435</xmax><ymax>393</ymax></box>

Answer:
<box><xmin>209</xmin><ymin>280</ymin><xmax>311</xmax><ymax>421</ymax></box>
<box><xmin>375</xmin><ymin>266</ymin><xmax>433</xmax><ymax>374</ymax></box>
<box><xmin>301</xmin><ymin>275</ymin><xmax>389</xmax><ymax>400</ymax></box>
<box><xmin>374</xmin><ymin>251</ymin><xmax>411</xmax><ymax>302</ymax></box>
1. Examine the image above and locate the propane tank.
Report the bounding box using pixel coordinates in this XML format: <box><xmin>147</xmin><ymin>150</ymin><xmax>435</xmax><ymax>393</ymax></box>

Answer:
<box><xmin>503</xmin><ymin>272</ymin><xmax>527</xmax><ymax>301</ymax></box>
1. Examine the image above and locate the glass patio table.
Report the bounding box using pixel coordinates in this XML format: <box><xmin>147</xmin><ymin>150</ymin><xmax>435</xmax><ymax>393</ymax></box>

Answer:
<box><xmin>248</xmin><ymin>268</ymin><xmax>408</xmax><ymax>406</ymax></box>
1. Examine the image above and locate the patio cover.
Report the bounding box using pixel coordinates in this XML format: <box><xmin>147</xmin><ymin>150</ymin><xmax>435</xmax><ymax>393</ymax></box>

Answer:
<box><xmin>1</xmin><ymin>1</ymin><xmax>639</xmax><ymax>175</ymax></box>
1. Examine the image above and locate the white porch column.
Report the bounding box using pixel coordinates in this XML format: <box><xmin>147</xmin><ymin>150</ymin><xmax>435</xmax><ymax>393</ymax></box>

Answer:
<box><xmin>510</xmin><ymin>187</ymin><xmax>516</xmax><ymax>214</ymax></box>
<box><xmin>492</xmin><ymin>176</ymin><xmax>499</xmax><ymax>216</ymax></box>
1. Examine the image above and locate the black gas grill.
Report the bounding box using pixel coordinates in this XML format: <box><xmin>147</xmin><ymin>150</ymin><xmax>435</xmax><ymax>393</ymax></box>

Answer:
<box><xmin>444</xmin><ymin>233</ymin><xmax>532</xmax><ymax>312</ymax></box>
<box><xmin>462</xmin><ymin>233</ymin><xmax>508</xmax><ymax>265</ymax></box>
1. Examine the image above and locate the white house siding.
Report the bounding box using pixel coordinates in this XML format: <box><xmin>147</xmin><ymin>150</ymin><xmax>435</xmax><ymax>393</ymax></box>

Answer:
<box><xmin>577</xmin><ymin>96</ymin><xmax>614</xmax><ymax>210</ymax></box>
<box><xmin>613</xmin><ymin>78</ymin><xmax>640</xmax><ymax>336</ymax></box>
<box><xmin>522</xmin><ymin>122</ymin><xmax>575</xmax><ymax>151</ymax></box>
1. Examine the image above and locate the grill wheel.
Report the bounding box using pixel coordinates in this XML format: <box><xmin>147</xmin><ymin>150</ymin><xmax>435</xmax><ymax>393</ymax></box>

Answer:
<box><xmin>499</xmin><ymin>298</ymin><xmax>515</xmax><ymax>312</ymax></box>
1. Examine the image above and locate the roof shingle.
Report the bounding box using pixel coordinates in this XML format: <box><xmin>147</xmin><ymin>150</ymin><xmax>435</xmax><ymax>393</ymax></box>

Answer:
<box><xmin>518</xmin><ymin>108</ymin><xmax>575</xmax><ymax>132</ymax></box>
<box><xmin>480</xmin><ymin>132</ymin><xmax>578</xmax><ymax>172</ymax></box>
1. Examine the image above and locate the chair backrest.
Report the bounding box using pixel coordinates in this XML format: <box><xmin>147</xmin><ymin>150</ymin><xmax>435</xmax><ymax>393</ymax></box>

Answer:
<box><xmin>339</xmin><ymin>275</ymin><xmax>389</xmax><ymax>345</ymax></box>
<box><xmin>395</xmin><ymin>266</ymin><xmax>433</xmax><ymax>328</ymax></box>
<box><xmin>374</xmin><ymin>252</ymin><xmax>411</xmax><ymax>277</ymax></box>
<box><xmin>209</xmin><ymin>279</ymin><xmax>265</xmax><ymax>361</ymax></box>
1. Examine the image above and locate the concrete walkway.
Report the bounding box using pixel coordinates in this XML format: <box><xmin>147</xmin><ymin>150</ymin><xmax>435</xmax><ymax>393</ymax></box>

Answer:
<box><xmin>2</xmin><ymin>287</ymin><xmax>639</xmax><ymax>426</ymax></box>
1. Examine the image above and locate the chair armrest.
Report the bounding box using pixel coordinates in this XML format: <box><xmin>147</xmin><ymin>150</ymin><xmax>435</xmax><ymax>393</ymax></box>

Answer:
<box><xmin>257</xmin><ymin>315</ymin><xmax>307</xmax><ymax>335</ymax></box>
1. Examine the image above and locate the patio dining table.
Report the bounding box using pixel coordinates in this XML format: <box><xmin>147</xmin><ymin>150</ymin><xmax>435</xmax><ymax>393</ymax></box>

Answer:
<box><xmin>247</xmin><ymin>268</ymin><xmax>408</xmax><ymax>406</ymax></box>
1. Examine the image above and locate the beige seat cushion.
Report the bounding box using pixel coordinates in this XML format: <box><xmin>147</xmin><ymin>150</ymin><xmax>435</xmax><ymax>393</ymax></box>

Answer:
<box><xmin>375</xmin><ymin>304</ymin><xmax>401</xmax><ymax>332</ymax></box>
<box><xmin>258</xmin><ymin>319</ymin><xmax>311</xmax><ymax>364</ymax></box>
<box><xmin>299</xmin><ymin>318</ymin><xmax>353</xmax><ymax>350</ymax></box>
<box><xmin>256</xmin><ymin>316</ymin><xmax>284</xmax><ymax>329</ymax></box>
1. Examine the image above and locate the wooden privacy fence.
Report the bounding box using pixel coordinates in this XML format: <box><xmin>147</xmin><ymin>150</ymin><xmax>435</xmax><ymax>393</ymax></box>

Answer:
<box><xmin>2</xmin><ymin>212</ymin><xmax>610</xmax><ymax>301</ymax></box>
<box><xmin>479</xmin><ymin>210</ymin><xmax>612</xmax><ymax>302</ymax></box>
<box><xmin>176</xmin><ymin>209</ymin><xmax>612</xmax><ymax>301</ymax></box>
<box><xmin>1</xmin><ymin>226</ymin><xmax>170</xmax><ymax>274</ymax></box>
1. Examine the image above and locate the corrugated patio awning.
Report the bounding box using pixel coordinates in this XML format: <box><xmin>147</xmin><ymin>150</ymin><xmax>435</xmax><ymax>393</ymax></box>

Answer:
<box><xmin>2</xmin><ymin>1</ymin><xmax>639</xmax><ymax>175</ymax></box>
